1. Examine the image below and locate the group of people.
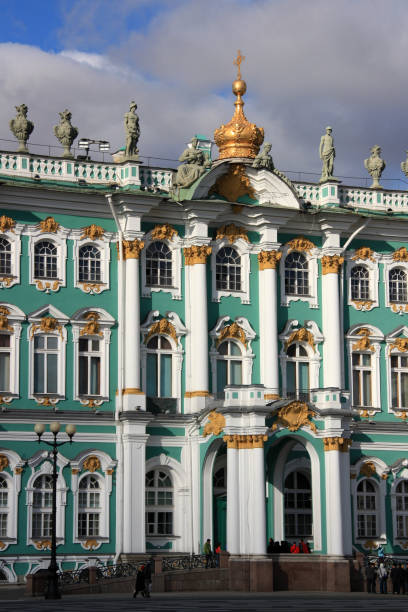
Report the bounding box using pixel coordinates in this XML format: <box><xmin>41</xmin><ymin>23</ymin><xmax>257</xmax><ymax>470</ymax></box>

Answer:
<box><xmin>267</xmin><ymin>538</ymin><xmax>311</xmax><ymax>554</ymax></box>
<box><xmin>133</xmin><ymin>561</ymin><xmax>152</xmax><ymax>599</ymax></box>
<box><xmin>203</xmin><ymin>539</ymin><xmax>222</xmax><ymax>568</ymax></box>
<box><xmin>367</xmin><ymin>560</ymin><xmax>408</xmax><ymax>595</ymax></box>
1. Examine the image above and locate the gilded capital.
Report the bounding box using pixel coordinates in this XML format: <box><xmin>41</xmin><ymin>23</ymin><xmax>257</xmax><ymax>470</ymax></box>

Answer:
<box><xmin>258</xmin><ymin>250</ymin><xmax>282</xmax><ymax>270</ymax></box>
<box><xmin>223</xmin><ymin>434</ymin><xmax>268</xmax><ymax>449</ymax></box>
<box><xmin>393</xmin><ymin>247</ymin><xmax>408</xmax><ymax>262</ymax></box>
<box><xmin>321</xmin><ymin>255</ymin><xmax>344</xmax><ymax>275</ymax></box>
<box><xmin>203</xmin><ymin>411</ymin><xmax>226</xmax><ymax>437</ymax></box>
<box><xmin>323</xmin><ymin>437</ymin><xmax>352</xmax><ymax>452</ymax></box>
<box><xmin>184</xmin><ymin>245</ymin><xmax>212</xmax><ymax>265</ymax></box>
<box><xmin>0</xmin><ymin>454</ymin><xmax>9</xmax><ymax>471</ymax></box>
<box><xmin>117</xmin><ymin>239</ymin><xmax>145</xmax><ymax>260</ymax></box>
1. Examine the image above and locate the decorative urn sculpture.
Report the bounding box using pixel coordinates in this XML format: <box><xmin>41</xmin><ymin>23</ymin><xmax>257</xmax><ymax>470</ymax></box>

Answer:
<box><xmin>364</xmin><ymin>145</ymin><xmax>385</xmax><ymax>189</ymax></box>
<box><xmin>54</xmin><ymin>110</ymin><xmax>78</xmax><ymax>158</ymax></box>
<box><xmin>9</xmin><ymin>104</ymin><xmax>34</xmax><ymax>153</ymax></box>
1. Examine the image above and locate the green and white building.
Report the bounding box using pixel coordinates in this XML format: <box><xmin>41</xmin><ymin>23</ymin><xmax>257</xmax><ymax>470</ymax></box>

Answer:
<box><xmin>1</xmin><ymin>67</ymin><xmax>408</xmax><ymax>583</ymax></box>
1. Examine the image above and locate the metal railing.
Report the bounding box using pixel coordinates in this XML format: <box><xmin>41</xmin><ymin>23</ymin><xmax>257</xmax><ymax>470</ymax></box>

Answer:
<box><xmin>57</xmin><ymin>561</ymin><xmax>142</xmax><ymax>586</ymax></box>
<box><xmin>162</xmin><ymin>554</ymin><xmax>208</xmax><ymax>572</ymax></box>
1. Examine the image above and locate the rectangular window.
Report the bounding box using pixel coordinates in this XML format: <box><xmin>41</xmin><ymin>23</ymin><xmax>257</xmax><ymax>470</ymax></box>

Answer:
<box><xmin>34</xmin><ymin>336</ymin><xmax>59</xmax><ymax>395</ymax></box>
<box><xmin>0</xmin><ymin>513</ymin><xmax>7</xmax><ymax>537</ymax></box>
<box><xmin>32</xmin><ymin>512</ymin><xmax>52</xmax><ymax>538</ymax></box>
<box><xmin>352</xmin><ymin>353</ymin><xmax>372</xmax><ymax>407</ymax></box>
<box><xmin>0</xmin><ymin>334</ymin><xmax>10</xmax><ymax>393</ymax></box>
<box><xmin>78</xmin><ymin>339</ymin><xmax>101</xmax><ymax>396</ymax></box>
<box><xmin>216</xmin><ymin>360</ymin><xmax>227</xmax><ymax>394</ymax></box>
<box><xmin>147</xmin><ymin>353</ymin><xmax>158</xmax><ymax>397</ymax></box>
<box><xmin>391</xmin><ymin>355</ymin><xmax>408</xmax><ymax>409</ymax></box>
<box><xmin>160</xmin><ymin>354</ymin><xmax>172</xmax><ymax>397</ymax></box>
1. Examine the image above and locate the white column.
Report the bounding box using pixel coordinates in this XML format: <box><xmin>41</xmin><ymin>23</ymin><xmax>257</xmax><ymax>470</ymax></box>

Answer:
<box><xmin>226</xmin><ymin>444</ymin><xmax>240</xmax><ymax>554</ymax></box>
<box><xmin>250</xmin><ymin>445</ymin><xmax>267</xmax><ymax>555</ymax></box>
<box><xmin>258</xmin><ymin>250</ymin><xmax>281</xmax><ymax>398</ymax></box>
<box><xmin>122</xmin><ymin>239</ymin><xmax>145</xmax><ymax>410</ymax></box>
<box><xmin>340</xmin><ymin>447</ymin><xmax>353</xmax><ymax>556</ymax></box>
<box><xmin>184</xmin><ymin>245</ymin><xmax>211</xmax><ymax>412</ymax></box>
<box><xmin>321</xmin><ymin>255</ymin><xmax>343</xmax><ymax>388</ymax></box>
<box><xmin>122</xmin><ymin>421</ymin><xmax>149</xmax><ymax>553</ymax></box>
<box><xmin>324</xmin><ymin>437</ymin><xmax>350</xmax><ymax>555</ymax></box>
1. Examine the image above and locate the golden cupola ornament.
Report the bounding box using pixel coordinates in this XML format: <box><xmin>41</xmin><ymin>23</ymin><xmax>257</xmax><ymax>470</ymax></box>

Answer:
<box><xmin>214</xmin><ymin>51</ymin><xmax>264</xmax><ymax>160</ymax></box>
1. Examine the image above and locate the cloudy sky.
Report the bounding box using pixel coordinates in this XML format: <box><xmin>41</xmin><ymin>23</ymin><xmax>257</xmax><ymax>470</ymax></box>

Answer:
<box><xmin>1</xmin><ymin>0</ymin><xmax>408</xmax><ymax>186</ymax></box>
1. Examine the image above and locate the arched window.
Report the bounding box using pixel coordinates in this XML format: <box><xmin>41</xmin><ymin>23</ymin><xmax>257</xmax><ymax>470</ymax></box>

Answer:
<box><xmin>145</xmin><ymin>470</ymin><xmax>173</xmax><ymax>536</ymax></box>
<box><xmin>351</xmin><ymin>265</ymin><xmax>370</xmax><ymax>301</ymax></box>
<box><xmin>356</xmin><ymin>479</ymin><xmax>378</xmax><ymax>537</ymax></box>
<box><xmin>33</xmin><ymin>335</ymin><xmax>58</xmax><ymax>394</ymax></box>
<box><xmin>0</xmin><ymin>476</ymin><xmax>8</xmax><ymax>537</ymax></box>
<box><xmin>396</xmin><ymin>480</ymin><xmax>408</xmax><ymax>538</ymax></box>
<box><xmin>389</xmin><ymin>268</ymin><xmax>407</xmax><ymax>303</ymax></box>
<box><xmin>32</xmin><ymin>475</ymin><xmax>52</xmax><ymax>538</ymax></box>
<box><xmin>146</xmin><ymin>336</ymin><xmax>173</xmax><ymax>398</ymax></box>
<box><xmin>216</xmin><ymin>340</ymin><xmax>243</xmax><ymax>393</ymax></box>
<box><xmin>391</xmin><ymin>353</ymin><xmax>408</xmax><ymax>409</ymax></box>
<box><xmin>0</xmin><ymin>238</ymin><xmax>11</xmax><ymax>276</ymax></box>
<box><xmin>284</xmin><ymin>471</ymin><xmax>312</xmax><ymax>539</ymax></box>
<box><xmin>78</xmin><ymin>475</ymin><xmax>101</xmax><ymax>537</ymax></box>
<box><xmin>285</xmin><ymin>252</ymin><xmax>309</xmax><ymax>296</ymax></box>
<box><xmin>216</xmin><ymin>247</ymin><xmax>241</xmax><ymax>291</ymax></box>
<box><xmin>146</xmin><ymin>242</ymin><xmax>172</xmax><ymax>288</ymax></box>
<box><xmin>78</xmin><ymin>245</ymin><xmax>101</xmax><ymax>283</ymax></box>
<box><xmin>286</xmin><ymin>343</ymin><xmax>309</xmax><ymax>400</ymax></box>
<box><xmin>34</xmin><ymin>241</ymin><xmax>57</xmax><ymax>279</ymax></box>
<box><xmin>352</xmin><ymin>352</ymin><xmax>372</xmax><ymax>407</ymax></box>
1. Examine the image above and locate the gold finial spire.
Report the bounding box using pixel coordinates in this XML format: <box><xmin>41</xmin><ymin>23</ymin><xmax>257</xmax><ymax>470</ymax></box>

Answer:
<box><xmin>233</xmin><ymin>49</ymin><xmax>245</xmax><ymax>80</ymax></box>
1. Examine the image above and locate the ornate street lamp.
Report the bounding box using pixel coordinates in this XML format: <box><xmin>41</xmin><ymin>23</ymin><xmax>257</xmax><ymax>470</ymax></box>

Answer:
<box><xmin>34</xmin><ymin>421</ymin><xmax>76</xmax><ymax>599</ymax></box>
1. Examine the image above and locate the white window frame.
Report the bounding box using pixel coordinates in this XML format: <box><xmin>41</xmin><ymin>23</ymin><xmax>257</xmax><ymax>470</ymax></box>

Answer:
<box><xmin>27</xmin><ymin>305</ymin><xmax>68</xmax><ymax>404</ymax></box>
<box><xmin>391</xmin><ymin>475</ymin><xmax>408</xmax><ymax>546</ymax></box>
<box><xmin>26</xmin><ymin>450</ymin><xmax>68</xmax><ymax>548</ymax></box>
<box><xmin>283</xmin><ymin>468</ymin><xmax>313</xmax><ymax>541</ymax></box>
<box><xmin>71</xmin><ymin>228</ymin><xmax>112</xmax><ymax>295</ymax></box>
<box><xmin>351</xmin><ymin>457</ymin><xmax>387</xmax><ymax>546</ymax></box>
<box><xmin>346</xmin><ymin>254</ymin><xmax>379</xmax><ymax>311</ymax></box>
<box><xmin>355</xmin><ymin>478</ymin><xmax>380</xmax><ymax>539</ymax></box>
<box><xmin>0</xmin><ymin>449</ymin><xmax>23</xmax><ymax>549</ymax></box>
<box><xmin>70</xmin><ymin>451</ymin><xmax>116</xmax><ymax>547</ymax></box>
<box><xmin>71</xmin><ymin>308</ymin><xmax>115</xmax><ymax>404</ymax></box>
<box><xmin>209</xmin><ymin>316</ymin><xmax>256</xmax><ymax>394</ymax></box>
<box><xmin>0</xmin><ymin>225</ymin><xmax>22</xmax><ymax>289</ymax></box>
<box><xmin>28</xmin><ymin>228</ymin><xmax>68</xmax><ymax>293</ymax></box>
<box><xmin>211</xmin><ymin>238</ymin><xmax>251</xmax><ymax>304</ymax></box>
<box><xmin>385</xmin><ymin>326</ymin><xmax>408</xmax><ymax>415</ymax></box>
<box><xmin>384</xmin><ymin>257</ymin><xmax>408</xmax><ymax>314</ymax></box>
<box><xmin>145</xmin><ymin>468</ymin><xmax>174</xmax><ymax>537</ymax></box>
<box><xmin>0</xmin><ymin>303</ymin><xmax>24</xmax><ymax>399</ymax></box>
<box><xmin>141</xmin><ymin>232</ymin><xmax>182</xmax><ymax>301</ymax></box>
<box><xmin>141</xmin><ymin>311</ymin><xmax>186</xmax><ymax>412</ymax></box>
<box><xmin>279</xmin><ymin>320</ymin><xmax>323</xmax><ymax>397</ymax></box>
<box><xmin>347</xmin><ymin>324</ymin><xmax>383</xmax><ymax>413</ymax></box>
<box><xmin>280</xmin><ymin>243</ymin><xmax>319</xmax><ymax>309</ymax></box>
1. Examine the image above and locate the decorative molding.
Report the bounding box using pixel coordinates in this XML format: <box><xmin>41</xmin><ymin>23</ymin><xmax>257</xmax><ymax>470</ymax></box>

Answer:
<box><xmin>145</xmin><ymin>318</ymin><xmax>177</xmax><ymax>344</ymax></box>
<box><xmin>122</xmin><ymin>388</ymin><xmax>144</xmax><ymax>395</ymax></box>
<box><xmin>258</xmin><ymin>250</ymin><xmax>281</xmax><ymax>270</ymax></box>
<box><xmin>323</xmin><ymin>437</ymin><xmax>352</xmax><ymax>452</ymax></box>
<box><xmin>79</xmin><ymin>312</ymin><xmax>103</xmax><ymax>337</ymax></box>
<box><xmin>14</xmin><ymin>466</ymin><xmax>23</xmax><ymax>474</ymax></box>
<box><xmin>184</xmin><ymin>391</ymin><xmax>210</xmax><ymax>398</ymax></box>
<box><xmin>393</xmin><ymin>247</ymin><xmax>408</xmax><ymax>262</ymax></box>
<box><xmin>0</xmin><ymin>454</ymin><xmax>9</xmax><ymax>471</ymax></box>
<box><xmin>223</xmin><ymin>434</ymin><xmax>268</xmax><ymax>449</ymax></box>
<box><xmin>80</xmin><ymin>224</ymin><xmax>105</xmax><ymax>241</ymax></box>
<box><xmin>83</xmin><ymin>456</ymin><xmax>101</xmax><ymax>473</ymax></box>
<box><xmin>352</xmin><ymin>327</ymin><xmax>374</xmax><ymax>352</ymax></box>
<box><xmin>0</xmin><ymin>276</ymin><xmax>14</xmax><ymax>288</ymax></box>
<box><xmin>0</xmin><ymin>215</ymin><xmax>15</xmax><ymax>233</ymax></box>
<box><xmin>71</xmin><ymin>468</ymin><xmax>80</xmax><ymax>475</ymax></box>
<box><xmin>151</xmin><ymin>224</ymin><xmax>178</xmax><ymax>241</ymax></box>
<box><xmin>351</xmin><ymin>300</ymin><xmax>374</xmax><ymax>311</ymax></box>
<box><xmin>359</xmin><ymin>461</ymin><xmax>377</xmax><ymax>476</ymax></box>
<box><xmin>215</xmin><ymin>223</ymin><xmax>249</xmax><ymax>244</ymax></box>
<box><xmin>79</xmin><ymin>282</ymin><xmax>105</xmax><ymax>295</ymax></box>
<box><xmin>209</xmin><ymin>164</ymin><xmax>256</xmax><ymax>202</ymax></box>
<box><xmin>321</xmin><ymin>254</ymin><xmax>344</xmax><ymax>275</ymax></box>
<box><xmin>287</xmin><ymin>236</ymin><xmax>315</xmax><ymax>254</ymax></box>
<box><xmin>389</xmin><ymin>337</ymin><xmax>408</xmax><ymax>354</ymax></box>
<box><xmin>39</xmin><ymin>217</ymin><xmax>59</xmax><ymax>234</ymax></box>
<box><xmin>34</xmin><ymin>540</ymin><xmax>52</xmax><ymax>550</ymax></box>
<box><xmin>35</xmin><ymin>396</ymin><xmax>59</xmax><ymax>407</ymax></box>
<box><xmin>264</xmin><ymin>393</ymin><xmax>280</xmax><ymax>400</ymax></box>
<box><xmin>30</xmin><ymin>316</ymin><xmax>63</xmax><ymax>340</ymax></box>
<box><xmin>0</xmin><ymin>307</ymin><xmax>13</xmax><ymax>333</ymax></box>
<box><xmin>82</xmin><ymin>538</ymin><xmax>101</xmax><ymax>551</ymax></box>
<box><xmin>216</xmin><ymin>321</ymin><xmax>247</xmax><ymax>348</ymax></box>
<box><xmin>117</xmin><ymin>239</ymin><xmax>144</xmax><ymax>260</ymax></box>
<box><xmin>184</xmin><ymin>245</ymin><xmax>212</xmax><ymax>265</ymax></box>
<box><xmin>284</xmin><ymin>327</ymin><xmax>315</xmax><ymax>352</ymax></box>
<box><xmin>271</xmin><ymin>401</ymin><xmax>317</xmax><ymax>433</ymax></box>
<box><xmin>352</xmin><ymin>247</ymin><xmax>375</xmax><ymax>262</ymax></box>
<box><xmin>203</xmin><ymin>411</ymin><xmax>225</xmax><ymax>437</ymax></box>
<box><xmin>34</xmin><ymin>279</ymin><xmax>61</xmax><ymax>294</ymax></box>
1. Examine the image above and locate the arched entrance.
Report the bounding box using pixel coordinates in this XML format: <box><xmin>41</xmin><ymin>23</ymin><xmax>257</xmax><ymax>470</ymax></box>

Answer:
<box><xmin>202</xmin><ymin>438</ymin><xmax>227</xmax><ymax>550</ymax></box>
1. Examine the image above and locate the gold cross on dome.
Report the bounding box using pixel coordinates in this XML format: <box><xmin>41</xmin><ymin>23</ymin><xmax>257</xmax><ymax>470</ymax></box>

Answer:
<box><xmin>233</xmin><ymin>49</ymin><xmax>245</xmax><ymax>80</ymax></box>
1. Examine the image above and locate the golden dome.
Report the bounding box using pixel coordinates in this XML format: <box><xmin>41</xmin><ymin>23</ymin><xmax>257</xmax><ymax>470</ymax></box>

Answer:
<box><xmin>214</xmin><ymin>51</ymin><xmax>264</xmax><ymax>160</ymax></box>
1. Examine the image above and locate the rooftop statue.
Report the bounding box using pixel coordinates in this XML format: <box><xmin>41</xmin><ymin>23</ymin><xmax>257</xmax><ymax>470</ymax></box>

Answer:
<box><xmin>252</xmin><ymin>143</ymin><xmax>274</xmax><ymax>171</ymax></box>
<box><xmin>124</xmin><ymin>101</ymin><xmax>140</xmax><ymax>160</ymax></box>
<box><xmin>9</xmin><ymin>104</ymin><xmax>34</xmax><ymax>153</ymax></box>
<box><xmin>54</xmin><ymin>109</ymin><xmax>78</xmax><ymax>159</ymax></box>
<box><xmin>319</xmin><ymin>126</ymin><xmax>337</xmax><ymax>182</ymax></box>
<box><xmin>401</xmin><ymin>151</ymin><xmax>408</xmax><ymax>179</ymax></box>
<box><xmin>172</xmin><ymin>137</ymin><xmax>210</xmax><ymax>192</ymax></box>
<box><xmin>364</xmin><ymin>145</ymin><xmax>385</xmax><ymax>189</ymax></box>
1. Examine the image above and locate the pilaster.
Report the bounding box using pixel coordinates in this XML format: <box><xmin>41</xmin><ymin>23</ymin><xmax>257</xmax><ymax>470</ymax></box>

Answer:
<box><xmin>321</xmin><ymin>252</ymin><xmax>344</xmax><ymax>388</ymax></box>
<box><xmin>258</xmin><ymin>248</ymin><xmax>281</xmax><ymax>398</ymax></box>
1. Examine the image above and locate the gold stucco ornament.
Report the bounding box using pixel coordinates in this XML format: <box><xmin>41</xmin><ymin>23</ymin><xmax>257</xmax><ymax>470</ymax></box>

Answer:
<box><xmin>216</xmin><ymin>321</ymin><xmax>247</xmax><ymax>348</ymax></box>
<box><xmin>214</xmin><ymin>51</ymin><xmax>264</xmax><ymax>159</ymax></box>
<box><xmin>210</xmin><ymin>164</ymin><xmax>256</xmax><ymax>202</ymax></box>
<box><xmin>80</xmin><ymin>312</ymin><xmax>103</xmax><ymax>337</ymax></box>
<box><xmin>352</xmin><ymin>328</ymin><xmax>374</xmax><ymax>352</ymax></box>
<box><xmin>203</xmin><ymin>411</ymin><xmax>226</xmax><ymax>437</ymax></box>
<box><xmin>0</xmin><ymin>215</ymin><xmax>15</xmax><ymax>234</ymax></box>
<box><xmin>258</xmin><ymin>250</ymin><xmax>282</xmax><ymax>270</ymax></box>
<box><xmin>145</xmin><ymin>318</ymin><xmax>177</xmax><ymax>344</ymax></box>
<box><xmin>393</xmin><ymin>247</ymin><xmax>408</xmax><ymax>262</ymax></box>
<box><xmin>216</xmin><ymin>223</ymin><xmax>249</xmax><ymax>244</ymax></box>
<box><xmin>83</xmin><ymin>456</ymin><xmax>101</xmax><ymax>472</ymax></box>
<box><xmin>39</xmin><ymin>216</ymin><xmax>59</xmax><ymax>234</ymax></box>
<box><xmin>151</xmin><ymin>224</ymin><xmax>178</xmax><ymax>242</ymax></box>
<box><xmin>0</xmin><ymin>454</ymin><xmax>9</xmax><ymax>471</ymax></box>
<box><xmin>360</xmin><ymin>461</ymin><xmax>376</xmax><ymax>477</ymax></box>
<box><xmin>389</xmin><ymin>337</ymin><xmax>408</xmax><ymax>354</ymax></box>
<box><xmin>352</xmin><ymin>247</ymin><xmax>375</xmax><ymax>262</ymax></box>
<box><xmin>285</xmin><ymin>327</ymin><xmax>315</xmax><ymax>352</ymax></box>
<box><xmin>80</xmin><ymin>224</ymin><xmax>105</xmax><ymax>241</ymax></box>
<box><xmin>287</xmin><ymin>237</ymin><xmax>315</xmax><ymax>254</ymax></box>
<box><xmin>271</xmin><ymin>401</ymin><xmax>317</xmax><ymax>433</ymax></box>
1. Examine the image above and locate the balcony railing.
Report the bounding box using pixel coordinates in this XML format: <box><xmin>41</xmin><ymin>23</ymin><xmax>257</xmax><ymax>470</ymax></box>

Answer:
<box><xmin>146</xmin><ymin>397</ymin><xmax>178</xmax><ymax>415</ymax></box>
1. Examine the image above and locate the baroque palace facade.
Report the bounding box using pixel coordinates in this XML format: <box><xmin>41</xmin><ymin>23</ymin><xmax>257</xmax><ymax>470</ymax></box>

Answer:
<box><xmin>2</xmin><ymin>60</ymin><xmax>408</xmax><ymax>583</ymax></box>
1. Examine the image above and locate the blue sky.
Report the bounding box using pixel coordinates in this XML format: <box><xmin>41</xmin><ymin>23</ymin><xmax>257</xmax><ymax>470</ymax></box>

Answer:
<box><xmin>0</xmin><ymin>0</ymin><xmax>408</xmax><ymax>187</ymax></box>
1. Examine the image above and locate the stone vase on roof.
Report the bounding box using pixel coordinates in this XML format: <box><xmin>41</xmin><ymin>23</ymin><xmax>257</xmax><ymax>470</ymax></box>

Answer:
<box><xmin>54</xmin><ymin>110</ymin><xmax>78</xmax><ymax>159</ymax></box>
<box><xmin>9</xmin><ymin>104</ymin><xmax>34</xmax><ymax>153</ymax></box>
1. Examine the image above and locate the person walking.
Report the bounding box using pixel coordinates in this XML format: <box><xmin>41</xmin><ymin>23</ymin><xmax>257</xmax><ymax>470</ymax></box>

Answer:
<box><xmin>203</xmin><ymin>538</ymin><xmax>212</xmax><ymax>568</ymax></box>
<box><xmin>133</xmin><ymin>564</ymin><xmax>146</xmax><ymax>598</ymax></box>
<box><xmin>366</xmin><ymin>563</ymin><xmax>376</xmax><ymax>593</ymax></box>
<box><xmin>143</xmin><ymin>561</ymin><xmax>152</xmax><ymax>598</ymax></box>
<box><xmin>378</xmin><ymin>562</ymin><xmax>388</xmax><ymax>594</ymax></box>
<box><xmin>267</xmin><ymin>538</ymin><xmax>274</xmax><ymax>554</ymax></box>
<box><xmin>215</xmin><ymin>543</ymin><xmax>221</xmax><ymax>567</ymax></box>
<box><xmin>391</xmin><ymin>562</ymin><xmax>400</xmax><ymax>594</ymax></box>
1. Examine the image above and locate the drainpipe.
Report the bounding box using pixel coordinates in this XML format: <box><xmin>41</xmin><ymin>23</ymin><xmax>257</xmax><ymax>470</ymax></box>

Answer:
<box><xmin>105</xmin><ymin>192</ymin><xmax>125</xmax><ymax>564</ymax></box>
<box><xmin>339</xmin><ymin>219</ymin><xmax>370</xmax><ymax>387</ymax></box>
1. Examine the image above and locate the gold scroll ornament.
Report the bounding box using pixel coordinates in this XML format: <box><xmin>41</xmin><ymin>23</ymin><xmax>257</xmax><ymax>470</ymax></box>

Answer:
<box><xmin>183</xmin><ymin>245</ymin><xmax>212</xmax><ymax>265</ymax></box>
<box><xmin>323</xmin><ymin>437</ymin><xmax>352</xmax><ymax>452</ymax></box>
<box><xmin>287</xmin><ymin>237</ymin><xmax>315</xmax><ymax>255</ymax></box>
<box><xmin>145</xmin><ymin>318</ymin><xmax>177</xmax><ymax>344</ymax></box>
<box><xmin>216</xmin><ymin>321</ymin><xmax>247</xmax><ymax>348</ymax></box>
<box><xmin>216</xmin><ymin>224</ymin><xmax>249</xmax><ymax>244</ymax></box>
<box><xmin>352</xmin><ymin>247</ymin><xmax>375</xmax><ymax>262</ymax></box>
<box><xmin>321</xmin><ymin>255</ymin><xmax>344</xmax><ymax>275</ymax></box>
<box><xmin>83</xmin><ymin>456</ymin><xmax>101</xmax><ymax>473</ymax></box>
<box><xmin>203</xmin><ymin>411</ymin><xmax>226</xmax><ymax>437</ymax></box>
<box><xmin>80</xmin><ymin>224</ymin><xmax>105</xmax><ymax>241</ymax></box>
<box><xmin>0</xmin><ymin>215</ymin><xmax>15</xmax><ymax>233</ymax></box>
<box><xmin>151</xmin><ymin>224</ymin><xmax>178</xmax><ymax>241</ymax></box>
<box><xmin>39</xmin><ymin>217</ymin><xmax>59</xmax><ymax>233</ymax></box>
<box><xmin>271</xmin><ymin>401</ymin><xmax>317</xmax><ymax>433</ymax></box>
<box><xmin>393</xmin><ymin>247</ymin><xmax>408</xmax><ymax>262</ymax></box>
<box><xmin>79</xmin><ymin>312</ymin><xmax>103</xmax><ymax>337</ymax></box>
<box><xmin>258</xmin><ymin>250</ymin><xmax>281</xmax><ymax>270</ymax></box>
<box><xmin>352</xmin><ymin>328</ymin><xmax>374</xmax><ymax>352</ymax></box>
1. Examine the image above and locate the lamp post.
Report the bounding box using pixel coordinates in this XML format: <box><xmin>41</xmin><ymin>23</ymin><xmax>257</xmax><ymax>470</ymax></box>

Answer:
<box><xmin>34</xmin><ymin>421</ymin><xmax>76</xmax><ymax>600</ymax></box>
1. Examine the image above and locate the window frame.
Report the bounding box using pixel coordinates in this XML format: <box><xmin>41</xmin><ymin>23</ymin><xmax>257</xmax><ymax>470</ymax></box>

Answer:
<box><xmin>351</xmin><ymin>459</ymin><xmax>387</xmax><ymax>546</ymax></box>
<box><xmin>355</xmin><ymin>478</ymin><xmax>379</xmax><ymax>539</ymax></box>
<box><xmin>346</xmin><ymin>255</ymin><xmax>379</xmax><ymax>311</ymax></box>
<box><xmin>279</xmin><ymin>320</ymin><xmax>323</xmax><ymax>398</ymax></box>
<box><xmin>0</xmin><ymin>458</ymin><xmax>21</xmax><ymax>548</ymax></box>
<box><xmin>280</xmin><ymin>244</ymin><xmax>318</xmax><ymax>309</ymax></box>
<box><xmin>145</xmin><ymin>469</ymin><xmax>174</xmax><ymax>537</ymax></box>
<box><xmin>0</xmin><ymin>228</ymin><xmax>21</xmax><ymax>289</ymax></box>
<box><xmin>347</xmin><ymin>324</ymin><xmax>383</xmax><ymax>414</ymax></box>
<box><xmin>29</xmin><ymin>230</ymin><xmax>67</xmax><ymax>293</ymax></box>
<box><xmin>384</xmin><ymin>259</ymin><xmax>408</xmax><ymax>314</ymax></box>
<box><xmin>284</xmin><ymin>469</ymin><xmax>313</xmax><ymax>540</ymax></box>
<box><xmin>211</xmin><ymin>238</ymin><xmax>251</xmax><ymax>304</ymax></box>
<box><xmin>0</xmin><ymin>303</ymin><xmax>24</xmax><ymax>399</ymax></box>
<box><xmin>72</xmin><ymin>230</ymin><xmax>112</xmax><ymax>295</ymax></box>
<box><xmin>141</xmin><ymin>233</ymin><xmax>182</xmax><ymax>301</ymax></box>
